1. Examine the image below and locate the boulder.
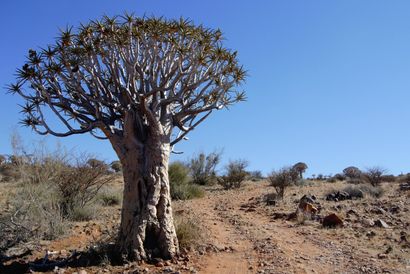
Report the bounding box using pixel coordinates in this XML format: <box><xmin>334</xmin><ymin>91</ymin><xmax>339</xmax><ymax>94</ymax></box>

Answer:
<box><xmin>322</xmin><ymin>213</ymin><xmax>343</xmax><ymax>228</ymax></box>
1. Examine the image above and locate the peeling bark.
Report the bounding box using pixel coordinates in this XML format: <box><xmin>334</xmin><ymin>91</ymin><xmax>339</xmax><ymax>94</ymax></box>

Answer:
<box><xmin>114</xmin><ymin>138</ymin><xmax>179</xmax><ymax>261</ymax></box>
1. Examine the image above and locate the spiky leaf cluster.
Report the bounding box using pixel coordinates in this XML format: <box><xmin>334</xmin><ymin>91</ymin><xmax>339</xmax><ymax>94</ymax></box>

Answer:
<box><xmin>10</xmin><ymin>14</ymin><xmax>246</xmax><ymax>144</ymax></box>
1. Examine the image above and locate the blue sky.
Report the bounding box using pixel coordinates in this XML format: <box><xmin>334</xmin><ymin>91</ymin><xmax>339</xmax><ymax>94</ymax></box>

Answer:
<box><xmin>1</xmin><ymin>0</ymin><xmax>410</xmax><ymax>176</ymax></box>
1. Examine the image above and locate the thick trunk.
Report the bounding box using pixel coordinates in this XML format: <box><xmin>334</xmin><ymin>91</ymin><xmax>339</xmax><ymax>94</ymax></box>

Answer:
<box><xmin>115</xmin><ymin>141</ymin><xmax>179</xmax><ymax>261</ymax></box>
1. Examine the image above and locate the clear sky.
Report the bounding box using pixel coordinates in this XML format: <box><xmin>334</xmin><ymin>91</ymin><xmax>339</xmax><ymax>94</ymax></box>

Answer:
<box><xmin>1</xmin><ymin>0</ymin><xmax>410</xmax><ymax>176</ymax></box>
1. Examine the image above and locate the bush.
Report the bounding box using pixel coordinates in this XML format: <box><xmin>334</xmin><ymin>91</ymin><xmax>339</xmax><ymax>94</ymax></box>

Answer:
<box><xmin>381</xmin><ymin>174</ymin><xmax>396</xmax><ymax>182</ymax></box>
<box><xmin>68</xmin><ymin>205</ymin><xmax>96</xmax><ymax>222</ymax></box>
<box><xmin>99</xmin><ymin>191</ymin><xmax>122</xmax><ymax>206</ymax></box>
<box><xmin>218</xmin><ymin>159</ymin><xmax>248</xmax><ymax>190</ymax></box>
<box><xmin>174</xmin><ymin>213</ymin><xmax>206</xmax><ymax>250</ymax></box>
<box><xmin>189</xmin><ymin>151</ymin><xmax>221</xmax><ymax>185</ymax></box>
<box><xmin>267</xmin><ymin>167</ymin><xmax>298</xmax><ymax>199</ymax></box>
<box><xmin>333</xmin><ymin>173</ymin><xmax>346</xmax><ymax>181</ymax></box>
<box><xmin>169</xmin><ymin>162</ymin><xmax>204</xmax><ymax>200</ymax></box>
<box><xmin>248</xmin><ymin>170</ymin><xmax>264</xmax><ymax>181</ymax></box>
<box><xmin>55</xmin><ymin>161</ymin><xmax>112</xmax><ymax>216</ymax></box>
<box><xmin>342</xmin><ymin>184</ymin><xmax>384</xmax><ymax>198</ymax></box>
<box><xmin>362</xmin><ymin>167</ymin><xmax>386</xmax><ymax>186</ymax></box>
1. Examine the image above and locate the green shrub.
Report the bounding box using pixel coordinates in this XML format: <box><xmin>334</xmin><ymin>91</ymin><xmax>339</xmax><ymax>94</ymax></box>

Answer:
<box><xmin>169</xmin><ymin>162</ymin><xmax>204</xmax><ymax>200</ymax></box>
<box><xmin>99</xmin><ymin>191</ymin><xmax>122</xmax><ymax>206</ymax></box>
<box><xmin>68</xmin><ymin>205</ymin><xmax>96</xmax><ymax>222</ymax></box>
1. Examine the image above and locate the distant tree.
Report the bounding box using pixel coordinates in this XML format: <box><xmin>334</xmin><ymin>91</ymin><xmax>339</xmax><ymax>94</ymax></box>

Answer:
<box><xmin>292</xmin><ymin>162</ymin><xmax>308</xmax><ymax>179</ymax></box>
<box><xmin>343</xmin><ymin>166</ymin><xmax>361</xmax><ymax>179</ymax></box>
<box><xmin>110</xmin><ymin>160</ymin><xmax>122</xmax><ymax>173</ymax></box>
<box><xmin>9</xmin><ymin>14</ymin><xmax>245</xmax><ymax>261</ymax></box>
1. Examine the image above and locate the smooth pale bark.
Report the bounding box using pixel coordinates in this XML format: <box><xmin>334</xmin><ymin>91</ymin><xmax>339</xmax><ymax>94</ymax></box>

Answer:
<box><xmin>111</xmin><ymin>132</ymin><xmax>179</xmax><ymax>261</ymax></box>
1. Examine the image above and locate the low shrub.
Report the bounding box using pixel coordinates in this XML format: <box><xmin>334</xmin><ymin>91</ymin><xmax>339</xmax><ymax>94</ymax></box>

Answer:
<box><xmin>68</xmin><ymin>205</ymin><xmax>97</xmax><ymax>222</ymax></box>
<box><xmin>267</xmin><ymin>167</ymin><xmax>298</xmax><ymax>199</ymax></box>
<box><xmin>218</xmin><ymin>159</ymin><xmax>248</xmax><ymax>190</ymax></box>
<box><xmin>169</xmin><ymin>162</ymin><xmax>204</xmax><ymax>200</ymax></box>
<box><xmin>248</xmin><ymin>170</ymin><xmax>264</xmax><ymax>182</ymax></box>
<box><xmin>381</xmin><ymin>174</ymin><xmax>396</xmax><ymax>182</ymax></box>
<box><xmin>174</xmin><ymin>213</ymin><xmax>206</xmax><ymax>250</ymax></box>
<box><xmin>99</xmin><ymin>191</ymin><xmax>122</xmax><ymax>206</ymax></box>
<box><xmin>342</xmin><ymin>184</ymin><xmax>384</xmax><ymax>198</ymax></box>
<box><xmin>362</xmin><ymin>167</ymin><xmax>386</xmax><ymax>186</ymax></box>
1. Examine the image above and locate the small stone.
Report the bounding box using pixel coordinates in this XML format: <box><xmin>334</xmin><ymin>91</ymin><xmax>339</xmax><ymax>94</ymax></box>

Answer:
<box><xmin>377</xmin><ymin>253</ymin><xmax>387</xmax><ymax>259</ymax></box>
<box><xmin>362</xmin><ymin>219</ymin><xmax>375</xmax><ymax>227</ymax></box>
<box><xmin>366</xmin><ymin>231</ymin><xmax>376</xmax><ymax>237</ymax></box>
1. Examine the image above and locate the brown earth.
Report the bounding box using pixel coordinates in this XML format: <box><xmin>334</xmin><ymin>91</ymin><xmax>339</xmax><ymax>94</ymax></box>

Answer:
<box><xmin>1</xmin><ymin>180</ymin><xmax>409</xmax><ymax>274</ymax></box>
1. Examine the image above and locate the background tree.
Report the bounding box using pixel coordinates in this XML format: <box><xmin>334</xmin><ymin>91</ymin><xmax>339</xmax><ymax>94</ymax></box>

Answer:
<box><xmin>343</xmin><ymin>166</ymin><xmax>361</xmax><ymax>179</ymax></box>
<box><xmin>9</xmin><ymin>14</ymin><xmax>245</xmax><ymax>261</ymax></box>
<box><xmin>292</xmin><ymin>162</ymin><xmax>308</xmax><ymax>179</ymax></box>
<box><xmin>110</xmin><ymin>160</ymin><xmax>122</xmax><ymax>173</ymax></box>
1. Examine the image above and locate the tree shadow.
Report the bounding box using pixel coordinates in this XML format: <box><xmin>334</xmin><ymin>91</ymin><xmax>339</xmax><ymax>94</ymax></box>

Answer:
<box><xmin>0</xmin><ymin>244</ymin><xmax>124</xmax><ymax>273</ymax></box>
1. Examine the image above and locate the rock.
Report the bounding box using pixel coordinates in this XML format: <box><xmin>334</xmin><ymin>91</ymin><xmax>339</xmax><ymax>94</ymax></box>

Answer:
<box><xmin>372</xmin><ymin>207</ymin><xmax>387</xmax><ymax>215</ymax></box>
<box><xmin>366</xmin><ymin>231</ymin><xmax>376</xmax><ymax>237</ymax></box>
<box><xmin>272</xmin><ymin>212</ymin><xmax>288</xmax><ymax>219</ymax></box>
<box><xmin>326</xmin><ymin>191</ymin><xmax>352</xmax><ymax>202</ymax></box>
<box><xmin>374</xmin><ymin>219</ymin><xmax>389</xmax><ymax>228</ymax></box>
<box><xmin>346</xmin><ymin>209</ymin><xmax>358</xmax><ymax>216</ymax></box>
<box><xmin>399</xmin><ymin>182</ymin><xmax>410</xmax><ymax>191</ymax></box>
<box><xmin>297</xmin><ymin>195</ymin><xmax>320</xmax><ymax>218</ymax></box>
<box><xmin>377</xmin><ymin>253</ymin><xmax>387</xmax><ymax>259</ymax></box>
<box><xmin>362</xmin><ymin>219</ymin><xmax>375</xmax><ymax>227</ymax></box>
<box><xmin>322</xmin><ymin>213</ymin><xmax>343</xmax><ymax>228</ymax></box>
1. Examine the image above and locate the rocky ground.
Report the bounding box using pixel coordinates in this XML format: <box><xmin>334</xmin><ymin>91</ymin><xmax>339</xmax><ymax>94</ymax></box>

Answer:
<box><xmin>1</xmin><ymin>180</ymin><xmax>409</xmax><ymax>274</ymax></box>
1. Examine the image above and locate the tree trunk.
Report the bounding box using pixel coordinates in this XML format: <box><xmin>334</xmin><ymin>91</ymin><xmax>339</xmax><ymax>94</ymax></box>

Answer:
<box><xmin>114</xmin><ymin>139</ymin><xmax>179</xmax><ymax>261</ymax></box>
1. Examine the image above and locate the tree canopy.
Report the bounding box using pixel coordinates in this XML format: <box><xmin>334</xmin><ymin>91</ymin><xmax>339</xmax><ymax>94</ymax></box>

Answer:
<box><xmin>9</xmin><ymin>14</ymin><xmax>246</xmax><ymax>147</ymax></box>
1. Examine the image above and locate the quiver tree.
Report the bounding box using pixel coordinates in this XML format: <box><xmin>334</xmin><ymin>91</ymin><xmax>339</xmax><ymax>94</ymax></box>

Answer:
<box><xmin>292</xmin><ymin>162</ymin><xmax>308</xmax><ymax>179</ymax></box>
<box><xmin>9</xmin><ymin>14</ymin><xmax>246</xmax><ymax>261</ymax></box>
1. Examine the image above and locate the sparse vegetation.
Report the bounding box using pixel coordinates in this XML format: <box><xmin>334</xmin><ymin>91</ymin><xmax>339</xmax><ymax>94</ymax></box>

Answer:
<box><xmin>268</xmin><ymin>167</ymin><xmax>298</xmax><ymax>199</ymax></box>
<box><xmin>98</xmin><ymin>190</ymin><xmax>122</xmax><ymax>206</ymax></box>
<box><xmin>174</xmin><ymin>213</ymin><xmax>207</xmax><ymax>250</ymax></box>
<box><xmin>189</xmin><ymin>151</ymin><xmax>221</xmax><ymax>186</ymax></box>
<box><xmin>169</xmin><ymin>162</ymin><xmax>205</xmax><ymax>200</ymax></box>
<box><xmin>0</xmin><ymin>138</ymin><xmax>112</xmax><ymax>252</ymax></box>
<box><xmin>218</xmin><ymin>159</ymin><xmax>248</xmax><ymax>190</ymax></box>
<box><xmin>362</xmin><ymin>167</ymin><xmax>387</xmax><ymax>186</ymax></box>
